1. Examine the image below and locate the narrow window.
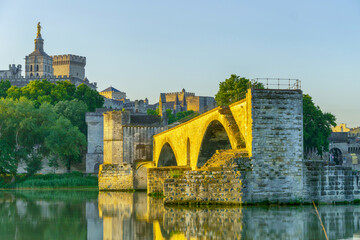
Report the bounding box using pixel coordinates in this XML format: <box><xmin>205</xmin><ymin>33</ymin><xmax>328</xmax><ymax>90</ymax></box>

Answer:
<box><xmin>30</xmin><ymin>65</ymin><xmax>33</xmax><ymax>71</ymax></box>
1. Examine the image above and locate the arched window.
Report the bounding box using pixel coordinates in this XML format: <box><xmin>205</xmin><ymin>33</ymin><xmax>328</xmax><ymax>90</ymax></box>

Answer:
<box><xmin>30</xmin><ymin>65</ymin><xmax>33</xmax><ymax>71</ymax></box>
<box><xmin>30</xmin><ymin>73</ymin><xmax>33</xmax><ymax>77</ymax></box>
<box><xmin>36</xmin><ymin>65</ymin><xmax>39</xmax><ymax>71</ymax></box>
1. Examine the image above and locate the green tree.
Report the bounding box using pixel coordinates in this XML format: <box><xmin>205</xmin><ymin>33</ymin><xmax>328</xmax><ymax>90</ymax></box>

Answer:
<box><xmin>74</xmin><ymin>84</ymin><xmax>104</xmax><ymax>111</ymax></box>
<box><xmin>0</xmin><ymin>98</ymin><xmax>87</xmax><ymax>175</ymax></box>
<box><xmin>0</xmin><ymin>98</ymin><xmax>49</xmax><ymax>175</ymax></box>
<box><xmin>175</xmin><ymin>110</ymin><xmax>195</xmax><ymax>120</ymax></box>
<box><xmin>45</xmin><ymin>117</ymin><xmax>86</xmax><ymax>172</ymax></box>
<box><xmin>166</xmin><ymin>109</ymin><xmax>176</xmax><ymax>124</ymax></box>
<box><xmin>215</xmin><ymin>74</ymin><xmax>263</xmax><ymax>106</ymax></box>
<box><xmin>147</xmin><ymin>108</ymin><xmax>159</xmax><ymax>116</ymax></box>
<box><xmin>6</xmin><ymin>86</ymin><xmax>22</xmax><ymax>100</ymax></box>
<box><xmin>303</xmin><ymin>94</ymin><xmax>336</xmax><ymax>156</ymax></box>
<box><xmin>0</xmin><ymin>80</ymin><xmax>11</xmax><ymax>98</ymax></box>
<box><xmin>54</xmin><ymin>99</ymin><xmax>88</xmax><ymax>135</ymax></box>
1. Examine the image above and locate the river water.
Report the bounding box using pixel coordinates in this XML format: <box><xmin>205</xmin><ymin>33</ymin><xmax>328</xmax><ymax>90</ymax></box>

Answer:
<box><xmin>0</xmin><ymin>190</ymin><xmax>359</xmax><ymax>240</ymax></box>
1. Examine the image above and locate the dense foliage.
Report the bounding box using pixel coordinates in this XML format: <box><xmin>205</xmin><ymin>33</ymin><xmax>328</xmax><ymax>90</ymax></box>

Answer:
<box><xmin>0</xmin><ymin>79</ymin><xmax>103</xmax><ymax>175</ymax></box>
<box><xmin>215</xmin><ymin>74</ymin><xmax>263</xmax><ymax>106</ymax></box>
<box><xmin>303</xmin><ymin>94</ymin><xmax>336</xmax><ymax>156</ymax></box>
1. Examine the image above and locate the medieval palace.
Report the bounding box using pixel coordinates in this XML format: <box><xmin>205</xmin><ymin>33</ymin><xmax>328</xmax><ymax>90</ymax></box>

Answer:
<box><xmin>0</xmin><ymin>23</ymin><xmax>96</xmax><ymax>90</ymax></box>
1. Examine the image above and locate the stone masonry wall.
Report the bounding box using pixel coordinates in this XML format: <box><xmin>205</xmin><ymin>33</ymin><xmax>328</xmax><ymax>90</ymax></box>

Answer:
<box><xmin>123</xmin><ymin>126</ymin><xmax>164</xmax><ymax>164</ymax></box>
<box><xmin>98</xmin><ymin>164</ymin><xmax>134</xmax><ymax>190</ymax></box>
<box><xmin>147</xmin><ymin>167</ymin><xmax>191</xmax><ymax>194</ymax></box>
<box><xmin>163</xmin><ymin>169</ymin><xmax>242</xmax><ymax>204</ymax></box>
<box><xmin>303</xmin><ymin>160</ymin><xmax>360</xmax><ymax>202</ymax></box>
<box><xmin>86</xmin><ymin>111</ymin><xmax>105</xmax><ymax>173</ymax></box>
<box><xmin>246</xmin><ymin>89</ymin><xmax>304</xmax><ymax>203</ymax></box>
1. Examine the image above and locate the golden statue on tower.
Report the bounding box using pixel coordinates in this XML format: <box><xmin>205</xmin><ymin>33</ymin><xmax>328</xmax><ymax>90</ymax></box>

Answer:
<box><xmin>36</xmin><ymin>22</ymin><xmax>41</xmax><ymax>38</ymax></box>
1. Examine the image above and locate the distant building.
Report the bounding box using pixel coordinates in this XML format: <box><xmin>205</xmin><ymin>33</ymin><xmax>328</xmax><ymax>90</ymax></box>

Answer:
<box><xmin>0</xmin><ymin>64</ymin><xmax>22</xmax><ymax>78</ymax></box>
<box><xmin>328</xmin><ymin>124</ymin><xmax>360</xmax><ymax>169</ymax></box>
<box><xmin>159</xmin><ymin>88</ymin><xmax>216</xmax><ymax>116</ymax></box>
<box><xmin>332</xmin><ymin>123</ymin><xmax>350</xmax><ymax>133</ymax></box>
<box><xmin>0</xmin><ymin>22</ymin><xmax>97</xmax><ymax>90</ymax></box>
<box><xmin>100</xmin><ymin>86</ymin><xmax>126</xmax><ymax>101</ymax></box>
<box><xmin>99</xmin><ymin>86</ymin><xmax>155</xmax><ymax>113</ymax></box>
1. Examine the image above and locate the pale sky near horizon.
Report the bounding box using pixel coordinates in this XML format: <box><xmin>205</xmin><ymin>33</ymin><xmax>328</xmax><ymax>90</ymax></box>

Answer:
<box><xmin>0</xmin><ymin>0</ymin><xmax>359</xmax><ymax>126</ymax></box>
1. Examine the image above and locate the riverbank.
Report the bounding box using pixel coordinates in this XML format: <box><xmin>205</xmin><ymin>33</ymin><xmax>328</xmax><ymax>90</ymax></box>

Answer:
<box><xmin>0</xmin><ymin>171</ymin><xmax>98</xmax><ymax>189</ymax></box>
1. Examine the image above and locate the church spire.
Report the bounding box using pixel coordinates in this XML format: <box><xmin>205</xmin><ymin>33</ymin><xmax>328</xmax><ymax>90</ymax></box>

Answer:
<box><xmin>34</xmin><ymin>22</ymin><xmax>44</xmax><ymax>52</ymax></box>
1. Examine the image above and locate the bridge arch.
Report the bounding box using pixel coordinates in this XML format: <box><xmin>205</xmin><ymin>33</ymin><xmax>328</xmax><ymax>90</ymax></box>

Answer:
<box><xmin>197</xmin><ymin>120</ymin><xmax>232</xmax><ymax>167</ymax></box>
<box><xmin>157</xmin><ymin>142</ymin><xmax>178</xmax><ymax>167</ymax></box>
<box><xmin>153</xmin><ymin>106</ymin><xmax>246</xmax><ymax>170</ymax></box>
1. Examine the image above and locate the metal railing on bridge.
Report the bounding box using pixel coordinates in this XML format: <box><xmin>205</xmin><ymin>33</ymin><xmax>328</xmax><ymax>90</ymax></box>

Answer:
<box><xmin>251</xmin><ymin>78</ymin><xmax>301</xmax><ymax>90</ymax></box>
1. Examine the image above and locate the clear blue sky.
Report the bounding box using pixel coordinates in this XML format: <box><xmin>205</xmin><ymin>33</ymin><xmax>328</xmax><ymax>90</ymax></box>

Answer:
<box><xmin>1</xmin><ymin>0</ymin><xmax>359</xmax><ymax>126</ymax></box>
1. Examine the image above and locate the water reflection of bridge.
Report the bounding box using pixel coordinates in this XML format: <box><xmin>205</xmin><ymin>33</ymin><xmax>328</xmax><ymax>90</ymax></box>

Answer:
<box><xmin>1</xmin><ymin>191</ymin><xmax>360</xmax><ymax>239</ymax></box>
<box><xmin>96</xmin><ymin>192</ymin><xmax>360</xmax><ymax>240</ymax></box>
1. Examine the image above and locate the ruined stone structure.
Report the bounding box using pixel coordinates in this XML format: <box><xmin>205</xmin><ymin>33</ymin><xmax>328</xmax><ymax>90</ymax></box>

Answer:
<box><xmin>0</xmin><ymin>22</ymin><xmax>97</xmax><ymax>90</ymax></box>
<box><xmin>159</xmin><ymin>88</ymin><xmax>216</xmax><ymax>116</ymax></box>
<box><xmin>150</xmin><ymin>88</ymin><xmax>304</xmax><ymax>204</ymax></box>
<box><xmin>96</xmin><ymin>111</ymin><xmax>165</xmax><ymax>190</ymax></box>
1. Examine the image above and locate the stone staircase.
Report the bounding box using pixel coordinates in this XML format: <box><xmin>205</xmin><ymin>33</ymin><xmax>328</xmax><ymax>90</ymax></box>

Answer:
<box><xmin>201</xmin><ymin>149</ymin><xmax>250</xmax><ymax>170</ymax></box>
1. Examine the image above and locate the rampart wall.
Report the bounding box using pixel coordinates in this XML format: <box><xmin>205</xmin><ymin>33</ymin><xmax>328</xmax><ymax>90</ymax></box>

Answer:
<box><xmin>1</xmin><ymin>75</ymin><xmax>96</xmax><ymax>90</ymax></box>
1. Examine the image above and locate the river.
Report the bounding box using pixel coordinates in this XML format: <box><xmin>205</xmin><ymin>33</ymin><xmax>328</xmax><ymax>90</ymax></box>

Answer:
<box><xmin>0</xmin><ymin>190</ymin><xmax>359</xmax><ymax>239</ymax></box>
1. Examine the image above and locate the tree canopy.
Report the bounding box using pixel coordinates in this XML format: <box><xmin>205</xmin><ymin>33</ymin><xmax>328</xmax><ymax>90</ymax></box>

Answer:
<box><xmin>215</xmin><ymin>74</ymin><xmax>263</xmax><ymax>106</ymax></box>
<box><xmin>303</xmin><ymin>94</ymin><xmax>336</xmax><ymax>156</ymax></box>
<box><xmin>0</xmin><ymin>79</ymin><xmax>100</xmax><ymax>175</ymax></box>
<box><xmin>0</xmin><ymin>98</ymin><xmax>86</xmax><ymax>175</ymax></box>
<box><xmin>6</xmin><ymin>79</ymin><xmax>103</xmax><ymax>111</ymax></box>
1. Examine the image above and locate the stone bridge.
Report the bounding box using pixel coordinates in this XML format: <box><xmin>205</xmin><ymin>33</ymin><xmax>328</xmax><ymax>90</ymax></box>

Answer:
<box><xmin>150</xmin><ymin>88</ymin><xmax>304</xmax><ymax>203</ymax></box>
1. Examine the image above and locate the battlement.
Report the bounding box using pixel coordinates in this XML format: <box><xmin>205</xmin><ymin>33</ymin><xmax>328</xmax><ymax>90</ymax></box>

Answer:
<box><xmin>51</xmin><ymin>54</ymin><xmax>86</xmax><ymax>65</ymax></box>
<box><xmin>0</xmin><ymin>75</ymin><xmax>97</xmax><ymax>90</ymax></box>
<box><xmin>164</xmin><ymin>92</ymin><xmax>195</xmax><ymax>96</ymax></box>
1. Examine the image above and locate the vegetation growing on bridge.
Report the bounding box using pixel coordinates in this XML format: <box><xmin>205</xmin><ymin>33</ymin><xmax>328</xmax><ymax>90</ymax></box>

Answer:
<box><xmin>215</xmin><ymin>74</ymin><xmax>263</xmax><ymax>105</ymax></box>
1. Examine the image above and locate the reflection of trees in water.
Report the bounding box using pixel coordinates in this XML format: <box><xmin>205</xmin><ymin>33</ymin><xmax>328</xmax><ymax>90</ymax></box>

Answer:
<box><xmin>0</xmin><ymin>191</ymin><xmax>97</xmax><ymax>240</ymax></box>
<box><xmin>3</xmin><ymin>191</ymin><xmax>360</xmax><ymax>240</ymax></box>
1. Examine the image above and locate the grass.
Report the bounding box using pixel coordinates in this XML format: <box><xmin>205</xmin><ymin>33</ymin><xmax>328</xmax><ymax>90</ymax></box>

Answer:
<box><xmin>0</xmin><ymin>171</ymin><xmax>98</xmax><ymax>189</ymax></box>
<box><xmin>148</xmin><ymin>192</ymin><xmax>165</xmax><ymax>198</ymax></box>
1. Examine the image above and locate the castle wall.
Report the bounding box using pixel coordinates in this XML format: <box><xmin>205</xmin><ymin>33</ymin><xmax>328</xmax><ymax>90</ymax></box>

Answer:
<box><xmin>1</xmin><ymin>76</ymin><xmax>97</xmax><ymax>90</ymax></box>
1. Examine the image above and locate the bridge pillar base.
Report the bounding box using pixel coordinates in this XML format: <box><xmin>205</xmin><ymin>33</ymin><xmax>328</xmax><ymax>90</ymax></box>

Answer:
<box><xmin>98</xmin><ymin>163</ymin><xmax>134</xmax><ymax>191</ymax></box>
